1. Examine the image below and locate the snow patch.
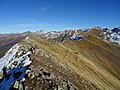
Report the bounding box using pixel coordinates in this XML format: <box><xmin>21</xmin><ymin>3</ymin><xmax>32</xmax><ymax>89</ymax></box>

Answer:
<box><xmin>104</xmin><ymin>28</ymin><xmax>120</xmax><ymax>45</ymax></box>
<box><xmin>0</xmin><ymin>43</ymin><xmax>33</xmax><ymax>90</ymax></box>
<box><xmin>69</xmin><ymin>35</ymin><xmax>83</xmax><ymax>40</ymax></box>
<box><xmin>26</xmin><ymin>37</ymin><xmax>29</xmax><ymax>40</ymax></box>
<box><xmin>0</xmin><ymin>44</ymin><xmax>20</xmax><ymax>71</ymax></box>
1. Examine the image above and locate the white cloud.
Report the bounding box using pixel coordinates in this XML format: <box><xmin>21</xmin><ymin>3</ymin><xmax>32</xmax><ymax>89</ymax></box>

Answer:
<box><xmin>14</xmin><ymin>18</ymin><xmax>37</xmax><ymax>22</ymax></box>
<box><xmin>9</xmin><ymin>23</ymin><xmax>48</xmax><ymax>28</ymax></box>
<box><xmin>40</xmin><ymin>5</ymin><xmax>51</xmax><ymax>12</ymax></box>
<box><xmin>7</xmin><ymin>23</ymin><xmax>80</xmax><ymax>31</ymax></box>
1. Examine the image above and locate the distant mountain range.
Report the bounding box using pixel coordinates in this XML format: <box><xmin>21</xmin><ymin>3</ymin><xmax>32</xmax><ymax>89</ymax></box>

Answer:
<box><xmin>1</xmin><ymin>27</ymin><xmax>120</xmax><ymax>47</ymax></box>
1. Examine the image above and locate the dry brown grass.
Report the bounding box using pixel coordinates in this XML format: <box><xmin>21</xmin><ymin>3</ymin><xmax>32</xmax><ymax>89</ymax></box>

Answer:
<box><xmin>21</xmin><ymin>33</ymin><xmax>120</xmax><ymax>90</ymax></box>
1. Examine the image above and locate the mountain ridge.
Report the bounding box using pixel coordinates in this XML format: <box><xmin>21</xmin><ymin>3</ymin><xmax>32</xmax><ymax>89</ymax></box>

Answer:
<box><xmin>0</xmin><ymin>27</ymin><xmax>120</xmax><ymax>90</ymax></box>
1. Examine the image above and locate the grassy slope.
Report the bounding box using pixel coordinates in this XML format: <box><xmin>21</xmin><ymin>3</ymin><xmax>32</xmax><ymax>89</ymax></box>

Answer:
<box><xmin>21</xmin><ymin>33</ymin><xmax>120</xmax><ymax>89</ymax></box>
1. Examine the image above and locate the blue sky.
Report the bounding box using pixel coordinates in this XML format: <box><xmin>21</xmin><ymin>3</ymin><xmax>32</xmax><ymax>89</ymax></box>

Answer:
<box><xmin>0</xmin><ymin>0</ymin><xmax>120</xmax><ymax>33</ymax></box>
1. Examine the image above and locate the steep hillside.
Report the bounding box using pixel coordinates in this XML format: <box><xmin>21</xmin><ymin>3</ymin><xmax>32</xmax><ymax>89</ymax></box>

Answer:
<box><xmin>19</xmin><ymin>31</ymin><xmax>120</xmax><ymax>90</ymax></box>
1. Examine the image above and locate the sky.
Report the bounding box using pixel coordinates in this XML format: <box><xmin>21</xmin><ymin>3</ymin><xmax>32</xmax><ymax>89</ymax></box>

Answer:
<box><xmin>0</xmin><ymin>0</ymin><xmax>120</xmax><ymax>33</ymax></box>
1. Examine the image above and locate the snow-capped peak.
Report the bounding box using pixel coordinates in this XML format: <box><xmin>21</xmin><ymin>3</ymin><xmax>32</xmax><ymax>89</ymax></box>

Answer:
<box><xmin>35</xmin><ymin>30</ymin><xmax>63</xmax><ymax>39</ymax></box>
<box><xmin>36</xmin><ymin>30</ymin><xmax>47</xmax><ymax>35</ymax></box>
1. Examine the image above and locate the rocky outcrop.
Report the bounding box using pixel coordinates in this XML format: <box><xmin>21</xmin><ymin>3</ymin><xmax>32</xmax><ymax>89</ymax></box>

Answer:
<box><xmin>25</xmin><ymin>66</ymin><xmax>77</xmax><ymax>90</ymax></box>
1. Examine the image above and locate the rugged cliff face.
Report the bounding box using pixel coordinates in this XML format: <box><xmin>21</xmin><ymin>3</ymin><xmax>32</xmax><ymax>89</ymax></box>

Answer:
<box><xmin>0</xmin><ymin>28</ymin><xmax>120</xmax><ymax>90</ymax></box>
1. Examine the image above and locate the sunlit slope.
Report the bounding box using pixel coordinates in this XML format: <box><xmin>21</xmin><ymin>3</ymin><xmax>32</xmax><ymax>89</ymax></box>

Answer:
<box><xmin>21</xmin><ymin>35</ymin><xmax>120</xmax><ymax>90</ymax></box>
